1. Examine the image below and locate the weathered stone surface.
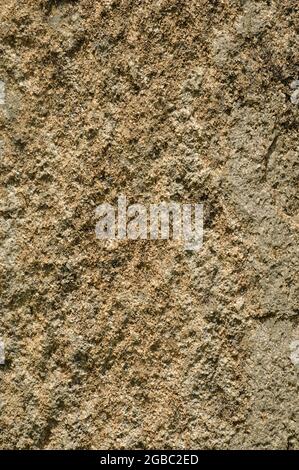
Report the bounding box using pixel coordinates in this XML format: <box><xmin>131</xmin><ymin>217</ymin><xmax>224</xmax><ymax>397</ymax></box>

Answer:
<box><xmin>0</xmin><ymin>0</ymin><xmax>298</xmax><ymax>449</ymax></box>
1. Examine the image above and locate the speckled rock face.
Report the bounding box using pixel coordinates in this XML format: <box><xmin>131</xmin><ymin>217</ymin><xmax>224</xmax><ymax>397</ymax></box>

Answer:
<box><xmin>0</xmin><ymin>0</ymin><xmax>298</xmax><ymax>450</ymax></box>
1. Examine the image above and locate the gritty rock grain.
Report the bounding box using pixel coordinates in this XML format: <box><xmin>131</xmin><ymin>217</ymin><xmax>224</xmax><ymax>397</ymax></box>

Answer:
<box><xmin>0</xmin><ymin>0</ymin><xmax>298</xmax><ymax>450</ymax></box>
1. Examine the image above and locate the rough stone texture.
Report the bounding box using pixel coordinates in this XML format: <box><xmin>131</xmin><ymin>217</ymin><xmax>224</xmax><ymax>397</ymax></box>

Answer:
<box><xmin>0</xmin><ymin>0</ymin><xmax>298</xmax><ymax>450</ymax></box>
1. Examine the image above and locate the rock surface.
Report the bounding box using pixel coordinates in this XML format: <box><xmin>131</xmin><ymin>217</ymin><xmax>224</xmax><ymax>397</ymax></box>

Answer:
<box><xmin>0</xmin><ymin>0</ymin><xmax>298</xmax><ymax>449</ymax></box>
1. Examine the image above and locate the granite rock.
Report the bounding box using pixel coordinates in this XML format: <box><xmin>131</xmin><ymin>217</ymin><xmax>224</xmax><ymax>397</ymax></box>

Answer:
<box><xmin>0</xmin><ymin>0</ymin><xmax>298</xmax><ymax>450</ymax></box>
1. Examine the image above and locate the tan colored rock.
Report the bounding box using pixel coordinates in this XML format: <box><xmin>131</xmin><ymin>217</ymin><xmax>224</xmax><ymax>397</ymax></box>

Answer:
<box><xmin>0</xmin><ymin>0</ymin><xmax>298</xmax><ymax>449</ymax></box>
